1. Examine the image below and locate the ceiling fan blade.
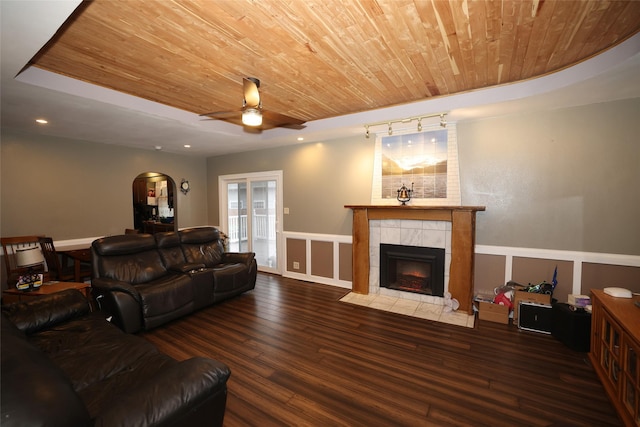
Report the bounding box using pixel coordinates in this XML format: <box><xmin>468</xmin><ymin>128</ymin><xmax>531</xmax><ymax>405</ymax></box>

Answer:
<box><xmin>243</xmin><ymin>77</ymin><xmax>260</xmax><ymax>109</ymax></box>
<box><xmin>199</xmin><ymin>109</ymin><xmax>242</xmax><ymax>118</ymax></box>
<box><xmin>261</xmin><ymin>110</ymin><xmax>306</xmax><ymax>127</ymax></box>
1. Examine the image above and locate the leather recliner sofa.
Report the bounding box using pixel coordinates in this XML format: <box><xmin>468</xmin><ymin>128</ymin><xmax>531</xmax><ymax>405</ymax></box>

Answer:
<box><xmin>1</xmin><ymin>289</ymin><xmax>230</xmax><ymax>427</ymax></box>
<box><xmin>91</xmin><ymin>227</ymin><xmax>257</xmax><ymax>333</ymax></box>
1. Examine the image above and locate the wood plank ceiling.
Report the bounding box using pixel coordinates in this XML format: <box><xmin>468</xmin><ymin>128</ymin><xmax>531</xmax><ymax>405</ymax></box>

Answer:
<box><xmin>31</xmin><ymin>0</ymin><xmax>640</xmax><ymax>126</ymax></box>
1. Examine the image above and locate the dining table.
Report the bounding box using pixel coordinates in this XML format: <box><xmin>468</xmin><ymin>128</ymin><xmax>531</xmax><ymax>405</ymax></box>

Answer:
<box><xmin>60</xmin><ymin>248</ymin><xmax>92</xmax><ymax>282</ymax></box>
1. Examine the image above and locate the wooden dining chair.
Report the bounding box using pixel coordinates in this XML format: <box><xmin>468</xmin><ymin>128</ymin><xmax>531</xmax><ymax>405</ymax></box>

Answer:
<box><xmin>38</xmin><ymin>237</ymin><xmax>92</xmax><ymax>283</ymax></box>
<box><xmin>1</xmin><ymin>235</ymin><xmax>44</xmax><ymax>288</ymax></box>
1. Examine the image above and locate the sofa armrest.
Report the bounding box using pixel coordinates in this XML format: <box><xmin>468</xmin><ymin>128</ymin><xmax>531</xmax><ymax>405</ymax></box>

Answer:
<box><xmin>92</xmin><ymin>278</ymin><xmax>142</xmax><ymax>305</ymax></box>
<box><xmin>222</xmin><ymin>252</ymin><xmax>255</xmax><ymax>266</ymax></box>
<box><xmin>91</xmin><ymin>278</ymin><xmax>144</xmax><ymax>333</ymax></box>
<box><xmin>95</xmin><ymin>357</ymin><xmax>230</xmax><ymax>427</ymax></box>
<box><xmin>1</xmin><ymin>289</ymin><xmax>91</xmax><ymax>335</ymax></box>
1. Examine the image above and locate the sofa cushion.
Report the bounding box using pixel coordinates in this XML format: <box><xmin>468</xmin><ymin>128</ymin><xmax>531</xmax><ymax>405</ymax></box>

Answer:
<box><xmin>93</xmin><ymin>234</ymin><xmax>157</xmax><ymax>256</ymax></box>
<box><xmin>137</xmin><ymin>274</ymin><xmax>194</xmax><ymax>319</ymax></box>
<box><xmin>93</xmin><ymin>234</ymin><xmax>168</xmax><ymax>284</ymax></box>
<box><xmin>28</xmin><ymin>313</ymin><xmax>172</xmax><ymax>393</ymax></box>
<box><xmin>2</xmin><ymin>290</ymin><xmax>231</xmax><ymax>427</ymax></box>
<box><xmin>179</xmin><ymin>227</ymin><xmax>224</xmax><ymax>267</ymax></box>
<box><xmin>182</xmin><ymin>241</ymin><xmax>224</xmax><ymax>267</ymax></box>
<box><xmin>155</xmin><ymin>231</ymin><xmax>188</xmax><ymax>269</ymax></box>
<box><xmin>179</xmin><ymin>227</ymin><xmax>220</xmax><ymax>243</ymax></box>
<box><xmin>212</xmin><ymin>264</ymin><xmax>249</xmax><ymax>293</ymax></box>
<box><xmin>94</xmin><ymin>357</ymin><xmax>230</xmax><ymax>427</ymax></box>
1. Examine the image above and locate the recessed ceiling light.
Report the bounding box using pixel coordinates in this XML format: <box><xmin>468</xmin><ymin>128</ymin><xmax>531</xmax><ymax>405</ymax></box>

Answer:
<box><xmin>154</xmin><ymin>146</ymin><xmax>162</xmax><ymax>150</ymax></box>
<box><xmin>184</xmin><ymin>144</ymin><xmax>191</xmax><ymax>148</ymax></box>
<box><xmin>35</xmin><ymin>118</ymin><xmax>48</xmax><ymax>124</ymax></box>
<box><xmin>297</xmin><ymin>137</ymin><xmax>304</xmax><ymax>141</ymax></box>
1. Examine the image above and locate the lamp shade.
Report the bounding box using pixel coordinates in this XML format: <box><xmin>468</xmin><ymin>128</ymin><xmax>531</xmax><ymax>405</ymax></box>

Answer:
<box><xmin>242</xmin><ymin>108</ymin><xmax>262</xmax><ymax>127</ymax></box>
<box><xmin>15</xmin><ymin>247</ymin><xmax>45</xmax><ymax>268</ymax></box>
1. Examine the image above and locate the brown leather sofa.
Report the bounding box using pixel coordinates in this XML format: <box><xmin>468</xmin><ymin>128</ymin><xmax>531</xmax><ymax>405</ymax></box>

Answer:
<box><xmin>1</xmin><ymin>289</ymin><xmax>230</xmax><ymax>427</ymax></box>
<box><xmin>91</xmin><ymin>227</ymin><xmax>257</xmax><ymax>333</ymax></box>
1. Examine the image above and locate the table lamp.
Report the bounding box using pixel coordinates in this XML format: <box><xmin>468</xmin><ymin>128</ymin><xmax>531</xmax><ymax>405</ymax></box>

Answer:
<box><xmin>15</xmin><ymin>247</ymin><xmax>45</xmax><ymax>291</ymax></box>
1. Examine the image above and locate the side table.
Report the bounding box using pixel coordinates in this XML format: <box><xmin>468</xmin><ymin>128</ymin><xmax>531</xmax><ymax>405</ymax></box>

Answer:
<box><xmin>2</xmin><ymin>281</ymin><xmax>91</xmax><ymax>305</ymax></box>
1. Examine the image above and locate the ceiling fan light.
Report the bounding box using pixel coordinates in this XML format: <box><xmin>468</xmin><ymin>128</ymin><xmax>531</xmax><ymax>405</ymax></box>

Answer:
<box><xmin>242</xmin><ymin>108</ymin><xmax>262</xmax><ymax>127</ymax></box>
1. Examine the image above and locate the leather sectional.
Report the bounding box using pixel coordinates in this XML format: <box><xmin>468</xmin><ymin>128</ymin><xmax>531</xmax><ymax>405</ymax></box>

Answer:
<box><xmin>1</xmin><ymin>289</ymin><xmax>230</xmax><ymax>427</ymax></box>
<box><xmin>91</xmin><ymin>227</ymin><xmax>257</xmax><ymax>333</ymax></box>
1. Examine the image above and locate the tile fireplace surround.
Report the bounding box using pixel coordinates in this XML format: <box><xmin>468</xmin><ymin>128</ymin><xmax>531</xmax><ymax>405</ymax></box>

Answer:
<box><xmin>345</xmin><ymin>205</ymin><xmax>485</xmax><ymax>315</ymax></box>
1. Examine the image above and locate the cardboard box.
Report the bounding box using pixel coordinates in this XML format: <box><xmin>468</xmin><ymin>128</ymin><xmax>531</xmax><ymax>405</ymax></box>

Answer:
<box><xmin>478</xmin><ymin>301</ymin><xmax>510</xmax><ymax>324</ymax></box>
<box><xmin>513</xmin><ymin>291</ymin><xmax>551</xmax><ymax>322</ymax></box>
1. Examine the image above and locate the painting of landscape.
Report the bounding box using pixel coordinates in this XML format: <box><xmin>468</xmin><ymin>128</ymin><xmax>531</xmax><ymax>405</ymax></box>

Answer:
<box><xmin>381</xmin><ymin>129</ymin><xmax>448</xmax><ymax>199</ymax></box>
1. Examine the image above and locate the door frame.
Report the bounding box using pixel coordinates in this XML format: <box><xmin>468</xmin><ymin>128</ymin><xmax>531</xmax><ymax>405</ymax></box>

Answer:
<box><xmin>218</xmin><ymin>170</ymin><xmax>283</xmax><ymax>275</ymax></box>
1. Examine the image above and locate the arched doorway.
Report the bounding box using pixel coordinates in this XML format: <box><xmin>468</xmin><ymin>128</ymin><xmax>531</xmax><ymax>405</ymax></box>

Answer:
<box><xmin>132</xmin><ymin>172</ymin><xmax>177</xmax><ymax>233</ymax></box>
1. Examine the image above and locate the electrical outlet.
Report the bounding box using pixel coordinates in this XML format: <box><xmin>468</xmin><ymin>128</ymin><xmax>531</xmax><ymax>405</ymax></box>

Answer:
<box><xmin>293</xmin><ymin>261</ymin><xmax>300</xmax><ymax>270</ymax></box>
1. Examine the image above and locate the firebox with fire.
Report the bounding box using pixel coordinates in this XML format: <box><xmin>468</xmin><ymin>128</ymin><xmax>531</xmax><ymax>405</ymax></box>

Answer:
<box><xmin>380</xmin><ymin>244</ymin><xmax>445</xmax><ymax>297</ymax></box>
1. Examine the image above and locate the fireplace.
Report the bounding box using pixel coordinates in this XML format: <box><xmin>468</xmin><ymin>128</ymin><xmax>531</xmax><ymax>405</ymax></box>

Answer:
<box><xmin>380</xmin><ymin>244</ymin><xmax>445</xmax><ymax>297</ymax></box>
<box><xmin>345</xmin><ymin>205</ymin><xmax>485</xmax><ymax>314</ymax></box>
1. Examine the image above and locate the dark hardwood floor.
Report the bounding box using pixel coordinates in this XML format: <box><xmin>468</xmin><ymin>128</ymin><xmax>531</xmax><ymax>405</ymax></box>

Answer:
<box><xmin>141</xmin><ymin>273</ymin><xmax>621</xmax><ymax>427</ymax></box>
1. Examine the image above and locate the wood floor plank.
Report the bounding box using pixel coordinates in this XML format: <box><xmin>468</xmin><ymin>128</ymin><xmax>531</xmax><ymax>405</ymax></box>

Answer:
<box><xmin>140</xmin><ymin>273</ymin><xmax>622</xmax><ymax>426</ymax></box>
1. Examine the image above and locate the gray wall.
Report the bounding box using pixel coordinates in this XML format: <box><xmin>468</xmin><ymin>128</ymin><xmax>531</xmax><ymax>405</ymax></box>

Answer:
<box><xmin>2</xmin><ymin>98</ymin><xmax>638</xmax><ymax>256</ymax></box>
<box><xmin>459</xmin><ymin>98</ymin><xmax>640</xmax><ymax>255</ymax></box>
<box><xmin>207</xmin><ymin>136</ymin><xmax>374</xmax><ymax>235</ymax></box>
<box><xmin>207</xmin><ymin>98</ymin><xmax>640</xmax><ymax>255</ymax></box>
<box><xmin>1</xmin><ymin>131</ymin><xmax>208</xmax><ymax>240</ymax></box>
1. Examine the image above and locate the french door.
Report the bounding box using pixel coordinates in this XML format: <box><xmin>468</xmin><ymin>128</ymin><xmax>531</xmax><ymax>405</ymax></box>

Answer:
<box><xmin>219</xmin><ymin>171</ymin><xmax>283</xmax><ymax>274</ymax></box>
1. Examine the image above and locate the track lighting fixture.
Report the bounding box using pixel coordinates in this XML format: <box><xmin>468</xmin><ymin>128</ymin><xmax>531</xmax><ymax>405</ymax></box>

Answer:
<box><xmin>364</xmin><ymin>112</ymin><xmax>448</xmax><ymax>138</ymax></box>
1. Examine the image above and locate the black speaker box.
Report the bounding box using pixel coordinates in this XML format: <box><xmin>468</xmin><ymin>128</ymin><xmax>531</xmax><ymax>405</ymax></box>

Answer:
<box><xmin>551</xmin><ymin>302</ymin><xmax>591</xmax><ymax>352</ymax></box>
<box><xmin>517</xmin><ymin>301</ymin><xmax>553</xmax><ymax>334</ymax></box>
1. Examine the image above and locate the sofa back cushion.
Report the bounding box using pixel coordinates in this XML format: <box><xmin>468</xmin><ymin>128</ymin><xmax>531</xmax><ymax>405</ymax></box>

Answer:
<box><xmin>179</xmin><ymin>227</ymin><xmax>224</xmax><ymax>267</ymax></box>
<box><xmin>2</xmin><ymin>289</ymin><xmax>90</xmax><ymax>335</ymax></box>
<box><xmin>92</xmin><ymin>234</ymin><xmax>168</xmax><ymax>284</ymax></box>
<box><xmin>154</xmin><ymin>231</ymin><xmax>186</xmax><ymax>269</ymax></box>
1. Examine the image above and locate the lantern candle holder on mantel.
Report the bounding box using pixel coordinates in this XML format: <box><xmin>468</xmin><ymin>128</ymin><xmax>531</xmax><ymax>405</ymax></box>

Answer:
<box><xmin>396</xmin><ymin>182</ymin><xmax>414</xmax><ymax>205</ymax></box>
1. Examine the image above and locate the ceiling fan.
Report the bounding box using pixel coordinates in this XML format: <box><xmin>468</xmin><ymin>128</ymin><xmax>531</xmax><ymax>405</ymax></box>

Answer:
<box><xmin>200</xmin><ymin>77</ymin><xmax>306</xmax><ymax>131</ymax></box>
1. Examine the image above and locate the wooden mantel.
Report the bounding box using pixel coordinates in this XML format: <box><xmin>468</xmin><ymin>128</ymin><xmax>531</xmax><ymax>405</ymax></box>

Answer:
<box><xmin>345</xmin><ymin>205</ymin><xmax>486</xmax><ymax>315</ymax></box>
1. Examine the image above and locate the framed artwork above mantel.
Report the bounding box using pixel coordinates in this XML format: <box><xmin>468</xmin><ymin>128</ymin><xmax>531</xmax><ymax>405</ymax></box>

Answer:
<box><xmin>370</xmin><ymin>123</ymin><xmax>461</xmax><ymax>206</ymax></box>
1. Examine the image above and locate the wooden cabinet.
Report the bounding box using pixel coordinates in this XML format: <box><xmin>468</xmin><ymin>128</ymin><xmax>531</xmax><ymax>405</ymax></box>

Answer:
<box><xmin>133</xmin><ymin>178</ymin><xmax>148</xmax><ymax>205</ymax></box>
<box><xmin>590</xmin><ymin>289</ymin><xmax>640</xmax><ymax>426</ymax></box>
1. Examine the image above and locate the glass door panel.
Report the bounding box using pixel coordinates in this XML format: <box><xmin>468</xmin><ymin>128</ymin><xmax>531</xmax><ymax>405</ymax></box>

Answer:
<box><xmin>226</xmin><ymin>182</ymin><xmax>248</xmax><ymax>252</ymax></box>
<box><xmin>251</xmin><ymin>180</ymin><xmax>278</xmax><ymax>269</ymax></box>
<box><xmin>221</xmin><ymin>171</ymin><xmax>282</xmax><ymax>274</ymax></box>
